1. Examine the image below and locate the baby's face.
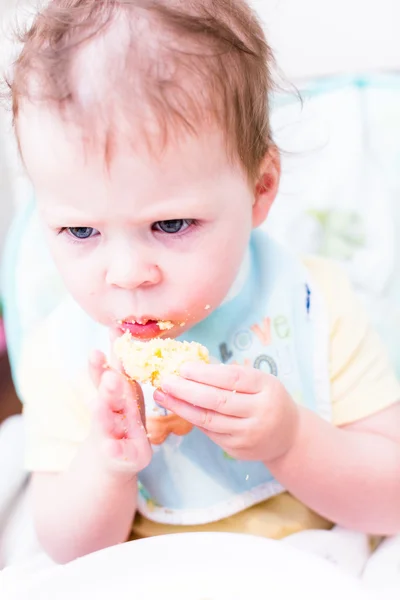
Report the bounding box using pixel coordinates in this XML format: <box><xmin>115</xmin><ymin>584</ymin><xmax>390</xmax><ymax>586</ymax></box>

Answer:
<box><xmin>19</xmin><ymin>108</ymin><xmax>266</xmax><ymax>340</ymax></box>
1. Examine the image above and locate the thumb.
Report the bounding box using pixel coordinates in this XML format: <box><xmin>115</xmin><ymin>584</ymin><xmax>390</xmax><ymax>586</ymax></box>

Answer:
<box><xmin>130</xmin><ymin>379</ymin><xmax>146</xmax><ymax>428</ymax></box>
<box><xmin>111</xmin><ymin>330</ymin><xmax>146</xmax><ymax>427</ymax></box>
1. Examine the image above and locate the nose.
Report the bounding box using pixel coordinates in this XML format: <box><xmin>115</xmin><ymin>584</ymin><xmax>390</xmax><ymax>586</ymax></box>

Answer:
<box><xmin>105</xmin><ymin>245</ymin><xmax>161</xmax><ymax>290</ymax></box>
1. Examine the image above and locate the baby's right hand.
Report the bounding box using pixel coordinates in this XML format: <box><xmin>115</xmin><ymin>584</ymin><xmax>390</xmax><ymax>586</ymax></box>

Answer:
<box><xmin>88</xmin><ymin>350</ymin><xmax>152</xmax><ymax>474</ymax></box>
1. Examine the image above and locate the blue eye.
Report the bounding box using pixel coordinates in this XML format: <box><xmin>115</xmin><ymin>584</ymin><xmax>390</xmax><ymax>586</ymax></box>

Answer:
<box><xmin>153</xmin><ymin>219</ymin><xmax>193</xmax><ymax>234</ymax></box>
<box><xmin>67</xmin><ymin>227</ymin><xmax>98</xmax><ymax>239</ymax></box>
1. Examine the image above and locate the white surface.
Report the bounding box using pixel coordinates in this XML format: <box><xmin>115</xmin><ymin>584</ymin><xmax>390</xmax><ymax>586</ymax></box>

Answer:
<box><xmin>250</xmin><ymin>0</ymin><xmax>400</xmax><ymax>80</ymax></box>
<box><xmin>283</xmin><ymin>526</ymin><xmax>373</xmax><ymax>578</ymax></box>
<box><xmin>363</xmin><ymin>536</ymin><xmax>400</xmax><ymax>590</ymax></box>
<box><xmin>2</xmin><ymin>532</ymin><xmax>374</xmax><ymax>600</ymax></box>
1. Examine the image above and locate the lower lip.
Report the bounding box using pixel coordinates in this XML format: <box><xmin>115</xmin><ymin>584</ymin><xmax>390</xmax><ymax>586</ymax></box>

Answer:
<box><xmin>119</xmin><ymin>320</ymin><xmax>165</xmax><ymax>340</ymax></box>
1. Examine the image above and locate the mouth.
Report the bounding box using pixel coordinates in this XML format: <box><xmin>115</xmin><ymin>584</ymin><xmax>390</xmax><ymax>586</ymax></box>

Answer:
<box><xmin>117</xmin><ymin>317</ymin><xmax>178</xmax><ymax>340</ymax></box>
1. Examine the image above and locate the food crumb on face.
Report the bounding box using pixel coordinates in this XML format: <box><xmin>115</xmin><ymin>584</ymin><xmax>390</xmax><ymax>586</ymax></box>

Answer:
<box><xmin>245</xmin><ymin>474</ymin><xmax>249</xmax><ymax>481</ymax></box>
<box><xmin>157</xmin><ymin>320</ymin><xmax>174</xmax><ymax>331</ymax></box>
<box><xmin>204</xmin><ymin>305</ymin><xmax>211</xmax><ymax>310</ymax></box>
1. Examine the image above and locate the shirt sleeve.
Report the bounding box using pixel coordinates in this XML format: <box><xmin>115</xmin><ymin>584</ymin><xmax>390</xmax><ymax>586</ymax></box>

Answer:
<box><xmin>304</xmin><ymin>256</ymin><xmax>400</xmax><ymax>426</ymax></box>
<box><xmin>17</xmin><ymin>312</ymin><xmax>95</xmax><ymax>472</ymax></box>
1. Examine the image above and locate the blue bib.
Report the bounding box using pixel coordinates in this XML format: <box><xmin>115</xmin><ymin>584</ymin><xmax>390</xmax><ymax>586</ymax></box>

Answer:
<box><xmin>137</xmin><ymin>231</ymin><xmax>331</xmax><ymax>525</ymax></box>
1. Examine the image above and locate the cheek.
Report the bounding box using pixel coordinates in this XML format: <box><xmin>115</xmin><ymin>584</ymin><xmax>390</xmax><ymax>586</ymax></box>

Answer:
<box><xmin>166</xmin><ymin>230</ymin><xmax>249</xmax><ymax>309</ymax></box>
<box><xmin>48</xmin><ymin>243</ymin><xmax>102</xmax><ymax>303</ymax></box>
<box><xmin>61</xmin><ymin>265</ymin><xmax>99</xmax><ymax>308</ymax></box>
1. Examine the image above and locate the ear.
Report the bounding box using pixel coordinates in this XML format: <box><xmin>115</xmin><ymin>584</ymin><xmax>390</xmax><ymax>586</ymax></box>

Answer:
<box><xmin>252</xmin><ymin>146</ymin><xmax>281</xmax><ymax>228</ymax></box>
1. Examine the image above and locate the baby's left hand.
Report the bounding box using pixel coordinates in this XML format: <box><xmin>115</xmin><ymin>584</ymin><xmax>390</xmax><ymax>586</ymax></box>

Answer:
<box><xmin>153</xmin><ymin>363</ymin><xmax>300</xmax><ymax>464</ymax></box>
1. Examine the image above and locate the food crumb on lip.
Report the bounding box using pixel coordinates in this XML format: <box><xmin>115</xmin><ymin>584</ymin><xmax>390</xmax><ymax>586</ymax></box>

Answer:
<box><xmin>118</xmin><ymin>318</ymin><xmax>174</xmax><ymax>329</ymax></box>
<box><xmin>204</xmin><ymin>304</ymin><xmax>211</xmax><ymax>310</ymax></box>
<box><xmin>157</xmin><ymin>320</ymin><xmax>174</xmax><ymax>331</ymax></box>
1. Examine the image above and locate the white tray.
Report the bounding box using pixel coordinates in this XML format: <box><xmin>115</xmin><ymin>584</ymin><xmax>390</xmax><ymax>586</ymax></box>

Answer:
<box><xmin>3</xmin><ymin>532</ymin><xmax>374</xmax><ymax>600</ymax></box>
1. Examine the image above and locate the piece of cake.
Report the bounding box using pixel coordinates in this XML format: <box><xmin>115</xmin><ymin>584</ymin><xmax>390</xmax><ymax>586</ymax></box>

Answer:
<box><xmin>114</xmin><ymin>332</ymin><xmax>209</xmax><ymax>388</ymax></box>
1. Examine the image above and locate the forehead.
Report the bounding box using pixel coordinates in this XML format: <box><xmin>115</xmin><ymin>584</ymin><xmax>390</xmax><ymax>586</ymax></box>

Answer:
<box><xmin>17</xmin><ymin>103</ymin><xmax>245</xmax><ymax>215</ymax></box>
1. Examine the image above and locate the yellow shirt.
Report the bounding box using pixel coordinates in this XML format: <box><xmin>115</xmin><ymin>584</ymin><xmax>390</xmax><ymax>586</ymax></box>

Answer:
<box><xmin>18</xmin><ymin>258</ymin><xmax>400</xmax><ymax>539</ymax></box>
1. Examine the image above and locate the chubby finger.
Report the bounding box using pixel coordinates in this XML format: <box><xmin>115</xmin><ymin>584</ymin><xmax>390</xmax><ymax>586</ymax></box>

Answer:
<box><xmin>154</xmin><ymin>390</ymin><xmax>243</xmax><ymax>434</ymax></box>
<box><xmin>98</xmin><ymin>403</ymin><xmax>130</xmax><ymax>439</ymax></box>
<box><xmin>98</xmin><ymin>371</ymin><xmax>146</xmax><ymax>436</ymax></box>
<box><xmin>179</xmin><ymin>362</ymin><xmax>265</xmax><ymax>394</ymax></box>
<box><xmin>105</xmin><ymin>435</ymin><xmax>152</xmax><ymax>473</ymax></box>
<box><xmin>197</xmin><ymin>428</ymin><xmax>236</xmax><ymax>452</ymax></box>
<box><xmin>160</xmin><ymin>375</ymin><xmax>252</xmax><ymax>418</ymax></box>
<box><xmin>99</xmin><ymin>370</ymin><xmax>127</xmax><ymax>412</ymax></box>
<box><xmin>89</xmin><ymin>350</ymin><xmax>108</xmax><ymax>388</ymax></box>
<box><xmin>100</xmin><ymin>404</ymin><xmax>146</xmax><ymax>440</ymax></box>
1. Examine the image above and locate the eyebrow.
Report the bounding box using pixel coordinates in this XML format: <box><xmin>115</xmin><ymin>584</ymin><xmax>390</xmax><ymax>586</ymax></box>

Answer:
<box><xmin>40</xmin><ymin>205</ymin><xmax>101</xmax><ymax>226</ymax></box>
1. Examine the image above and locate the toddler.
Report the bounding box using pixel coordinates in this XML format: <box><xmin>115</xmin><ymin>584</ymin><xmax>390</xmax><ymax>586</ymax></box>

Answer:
<box><xmin>3</xmin><ymin>0</ymin><xmax>400</xmax><ymax>564</ymax></box>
